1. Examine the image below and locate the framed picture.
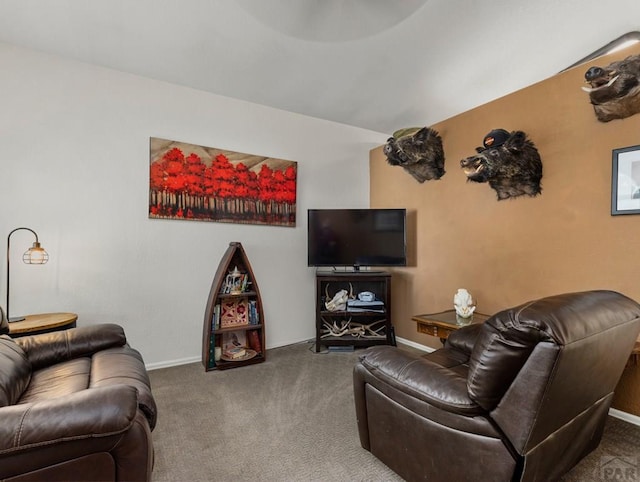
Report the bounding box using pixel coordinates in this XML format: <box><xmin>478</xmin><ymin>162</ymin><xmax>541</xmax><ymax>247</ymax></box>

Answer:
<box><xmin>611</xmin><ymin>145</ymin><xmax>640</xmax><ymax>215</ymax></box>
<box><xmin>149</xmin><ymin>137</ymin><xmax>297</xmax><ymax>227</ymax></box>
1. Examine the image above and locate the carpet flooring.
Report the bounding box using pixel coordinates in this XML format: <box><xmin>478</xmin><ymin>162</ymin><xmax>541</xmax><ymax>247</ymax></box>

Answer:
<box><xmin>148</xmin><ymin>342</ymin><xmax>640</xmax><ymax>481</ymax></box>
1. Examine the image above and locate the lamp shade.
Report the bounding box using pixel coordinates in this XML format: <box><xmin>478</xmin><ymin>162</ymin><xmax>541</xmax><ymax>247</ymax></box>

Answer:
<box><xmin>23</xmin><ymin>242</ymin><xmax>49</xmax><ymax>264</ymax></box>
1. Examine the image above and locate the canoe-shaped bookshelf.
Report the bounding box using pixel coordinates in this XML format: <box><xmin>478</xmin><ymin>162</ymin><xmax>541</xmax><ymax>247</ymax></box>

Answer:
<box><xmin>202</xmin><ymin>242</ymin><xmax>266</xmax><ymax>371</ymax></box>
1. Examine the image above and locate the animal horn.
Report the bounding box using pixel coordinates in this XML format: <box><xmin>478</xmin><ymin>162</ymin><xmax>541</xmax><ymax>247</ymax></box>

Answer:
<box><xmin>349</xmin><ymin>283</ymin><xmax>355</xmax><ymax>299</ymax></box>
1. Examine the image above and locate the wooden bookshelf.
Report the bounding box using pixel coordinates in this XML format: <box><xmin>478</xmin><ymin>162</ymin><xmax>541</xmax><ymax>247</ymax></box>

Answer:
<box><xmin>202</xmin><ymin>242</ymin><xmax>266</xmax><ymax>371</ymax></box>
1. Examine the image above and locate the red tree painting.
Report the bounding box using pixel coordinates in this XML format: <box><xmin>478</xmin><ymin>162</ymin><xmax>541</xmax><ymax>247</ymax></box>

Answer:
<box><xmin>149</xmin><ymin>138</ymin><xmax>297</xmax><ymax>226</ymax></box>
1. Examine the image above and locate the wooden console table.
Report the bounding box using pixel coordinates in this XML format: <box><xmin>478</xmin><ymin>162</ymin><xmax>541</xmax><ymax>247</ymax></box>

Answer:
<box><xmin>9</xmin><ymin>312</ymin><xmax>77</xmax><ymax>337</ymax></box>
<box><xmin>413</xmin><ymin>309</ymin><xmax>489</xmax><ymax>344</ymax></box>
<box><xmin>628</xmin><ymin>339</ymin><xmax>640</xmax><ymax>366</ymax></box>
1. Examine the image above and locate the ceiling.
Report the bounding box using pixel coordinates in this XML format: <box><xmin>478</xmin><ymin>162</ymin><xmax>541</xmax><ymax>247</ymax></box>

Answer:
<box><xmin>1</xmin><ymin>0</ymin><xmax>639</xmax><ymax>134</ymax></box>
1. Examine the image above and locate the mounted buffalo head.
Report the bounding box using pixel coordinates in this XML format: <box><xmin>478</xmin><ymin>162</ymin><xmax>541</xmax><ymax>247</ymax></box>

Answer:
<box><xmin>460</xmin><ymin>129</ymin><xmax>542</xmax><ymax>201</ymax></box>
<box><xmin>582</xmin><ymin>54</ymin><xmax>640</xmax><ymax>122</ymax></box>
<box><xmin>384</xmin><ymin>127</ymin><xmax>445</xmax><ymax>183</ymax></box>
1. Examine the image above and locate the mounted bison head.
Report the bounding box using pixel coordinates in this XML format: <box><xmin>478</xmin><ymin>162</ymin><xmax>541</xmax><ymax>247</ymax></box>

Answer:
<box><xmin>384</xmin><ymin>127</ymin><xmax>445</xmax><ymax>183</ymax></box>
<box><xmin>582</xmin><ymin>54</ymin><xmax>640</xmax><ymax>122</ymax></box>
<box><xmin>460</xmin><ymin>129</ymin><xmax>542</xmax><ymax>201</ymax></box>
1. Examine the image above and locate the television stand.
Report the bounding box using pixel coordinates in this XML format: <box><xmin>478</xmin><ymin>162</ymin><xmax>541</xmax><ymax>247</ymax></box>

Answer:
<box><xmin>314</xmin><ymin>271</ymin><xmax>394</xmax><ymax>352</ymax></box>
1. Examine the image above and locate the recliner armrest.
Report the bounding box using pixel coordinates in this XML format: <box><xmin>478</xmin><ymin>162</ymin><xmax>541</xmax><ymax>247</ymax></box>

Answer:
<box><xmin>15</xmin><ymin>324</ymin><xmax>127</xmax><ymax>370</ymax></box>
<box><xmin>0</xmin><ymin>384</ymin><xmax>139</xmax><ymax>454</ymax></box>
<box><xmin>357</xmin><ymin>346</ymin><xmax>483</xmax><ymax>415</ymax></box>
<box><xmin>446</xmin><ymin>323</ymin><xmax>483</xmax><ymax>354</ymax></box>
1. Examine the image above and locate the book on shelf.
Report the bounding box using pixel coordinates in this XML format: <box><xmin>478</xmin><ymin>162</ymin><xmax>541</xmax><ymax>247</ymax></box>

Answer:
<box><xmin>211</xmin><ymin>303</ymin><xmax>221</xmax><ymax>330</ymax></box>
<box><xmin>248</xmin><ymin>329</ymin><xmax>262</xmax><ymax>353</ymax></box>
<box><xmin>224</xmin><ymin>346</ymin><xmax>247</xmax><ymax>360</ymax></box>
<box><xmin>207</xmin><ymin>335</ymin><xmax>217</xmax><ymax>368</ymax></box>
<box><xmin>223</xmin><ymin>346</ymin><xmax>246</xmax><ymax>359</ymax></box>
<box><xmin>347</xmin><ymin>299</ymin><xmax>384</xmax><ymax>307</ymax></box>
<box><xmin>348</xmin><ymin>307</ymin><xmax>385</xmax><ymax>313</ymax></box>
<box><xmin>248</xmin><ymin>300</ymin><xmax>260</xmax><ymax>325</ymax></box>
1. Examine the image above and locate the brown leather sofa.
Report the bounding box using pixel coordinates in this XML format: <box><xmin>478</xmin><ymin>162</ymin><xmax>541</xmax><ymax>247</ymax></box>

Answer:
<box><xmin>354</xmin><ymin>290</ymin><xmax>640</xmax><ymax>482</ymax></box>
<box><xmin>0</xmin><ymin>323</ymin><xmax>157</xmax><ymax>482</ymax></box>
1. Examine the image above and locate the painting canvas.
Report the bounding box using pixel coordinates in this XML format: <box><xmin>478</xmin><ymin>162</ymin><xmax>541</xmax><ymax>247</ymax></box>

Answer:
<box><xmin>149</xmin><ymin>137</ymin><xmax>297</xmax><ymax>226</ymax></box>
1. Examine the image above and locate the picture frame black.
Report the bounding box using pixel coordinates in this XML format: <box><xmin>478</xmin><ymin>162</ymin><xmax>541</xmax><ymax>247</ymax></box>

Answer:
<box><xmin>611</xmin><ymin>144</ymin><xmax>640</xmax><ymax>215</ymax></box>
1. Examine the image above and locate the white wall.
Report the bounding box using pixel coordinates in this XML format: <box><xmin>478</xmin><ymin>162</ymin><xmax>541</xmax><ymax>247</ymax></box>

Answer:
<box><xmin>0</xmin><ymin>42</ymin><xmax>387</xmax><ymax>367</ymax></box>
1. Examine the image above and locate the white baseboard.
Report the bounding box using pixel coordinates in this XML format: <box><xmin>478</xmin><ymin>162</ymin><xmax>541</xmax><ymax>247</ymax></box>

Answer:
<box><xmin>395</xmin><ymin>337</ymin><xmax>640</xmax><ymax>427</ymax></box>
<box><xmin>609</xmin><ymin>408</ymin><xmax>640</xmax><ymax>427</ymax></box>
<box><xmin>395</xmin><ymin>336</ymin><xmax>435</xmax><ymax>353</ymax></box>
<box><xmin>146</xmin><ymin>355</ymin><xmax>200</xmax><ymax>371</ymax></box>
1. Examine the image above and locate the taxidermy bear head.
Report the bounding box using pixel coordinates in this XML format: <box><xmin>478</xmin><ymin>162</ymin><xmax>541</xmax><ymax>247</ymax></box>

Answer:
<box><xmin>383</xmin><ymin>127</ymin><xmax>445</xmax><ymax>183</ymax></box>
<box><xmin>582</xmin><ymin>54</ymin><xmax>640</xmax><ymax>122</ymax></box>
<box><xmin>460</xmin><ymin>129</ymin><xmax>543</xmax><ymax>201</ymax></box>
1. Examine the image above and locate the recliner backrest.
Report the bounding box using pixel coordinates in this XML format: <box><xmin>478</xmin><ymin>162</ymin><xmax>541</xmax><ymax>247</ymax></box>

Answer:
<box><xmin>465</xmin><ymin>289</ymin><xmax>640</xmax><ymax>463</ymax></box>
<box><xmin>467</xmin><ymin>290</ymin><xmax>640</xmax><ymax>412</ymax></box>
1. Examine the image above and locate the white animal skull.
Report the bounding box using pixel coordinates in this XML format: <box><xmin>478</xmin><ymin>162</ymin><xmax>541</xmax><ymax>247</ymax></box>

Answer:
<box><xmin>325</xmin><ymin>289</ymin><xmax>348</xmax><ymax>311</ymax></box>
<box><xmin>454</xmin><ymin>288</ymin><xmax>476</xmax><ymax>318</ymax></box>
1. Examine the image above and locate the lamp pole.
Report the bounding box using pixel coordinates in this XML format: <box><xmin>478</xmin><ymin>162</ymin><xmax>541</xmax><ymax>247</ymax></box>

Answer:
<box><xmin>6</xmin><ymin>227</ymin><xmax>49</xmax><ymax>322</ymax></box>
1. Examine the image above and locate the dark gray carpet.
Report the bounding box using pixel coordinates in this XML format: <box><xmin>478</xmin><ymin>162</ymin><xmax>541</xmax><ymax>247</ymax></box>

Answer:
<box><xmin>148</xmin><ymin>342</ymin><xmax>640</xmax><ymax>481</ymax></box>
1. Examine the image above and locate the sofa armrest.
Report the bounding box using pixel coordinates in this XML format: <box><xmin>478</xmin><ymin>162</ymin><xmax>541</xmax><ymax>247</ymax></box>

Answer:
<box><xmin>0</xmin><ymin>384</ymin><xmax>138</xmax><ymax>454</ymax></box>
<box><xmin>356</xmin><ymin>346</ymin><xmax>482</xmax><ymax>415</ymax></box>
<box><xmin>15</xmin><ymin>324</ymin><xmax>126</xmax><ymax>370</ymax></box>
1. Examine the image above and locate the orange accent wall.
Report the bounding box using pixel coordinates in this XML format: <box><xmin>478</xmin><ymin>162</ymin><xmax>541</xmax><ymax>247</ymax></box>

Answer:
<box><xmin>370</xmin><ymin>44</ymin><xmax>640</xmax><ymax>415</ymax></box>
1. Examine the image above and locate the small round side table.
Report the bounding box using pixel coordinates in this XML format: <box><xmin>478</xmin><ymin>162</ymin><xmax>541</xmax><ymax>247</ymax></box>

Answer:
<box><xmin>8</xmin><ymin>312</ymin><xmax>78</xmax><ymax>337</ymax></box>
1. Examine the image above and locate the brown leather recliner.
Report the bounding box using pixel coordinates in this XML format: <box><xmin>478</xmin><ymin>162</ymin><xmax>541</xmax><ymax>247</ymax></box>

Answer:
<box><xmin>354</xmin><ymin>290</ymin><xmax>640</xmax><ymax>482</ymax></box>
<box><xmin>0</xmin><ymin>323</ymin><xmax>157</xmax><ymax>482</ymax></box>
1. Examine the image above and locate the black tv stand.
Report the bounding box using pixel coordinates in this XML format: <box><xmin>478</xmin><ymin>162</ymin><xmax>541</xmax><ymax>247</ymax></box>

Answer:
<box><xmin>314</xmin><ymin>270</ymin><xmax>394</xmax><ymax>352</ymax></box>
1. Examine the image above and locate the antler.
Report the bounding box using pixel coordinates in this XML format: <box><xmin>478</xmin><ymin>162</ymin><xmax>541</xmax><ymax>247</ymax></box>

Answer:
<box><xmin>320</xmin><ymin>317</ymin><xmax>366</xmax><ymax>338</ymax></box>
<box><xmin>325</xmin><ymin>283</ymin><xmax>356</xmax><ymax>299</ymax></box>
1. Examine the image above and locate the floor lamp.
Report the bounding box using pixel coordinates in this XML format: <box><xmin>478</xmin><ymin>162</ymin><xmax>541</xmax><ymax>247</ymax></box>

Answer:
<box><xmin>6</xmin><ymin>227</ymin><xmax>49</xmax><ymax>322</ymax></box>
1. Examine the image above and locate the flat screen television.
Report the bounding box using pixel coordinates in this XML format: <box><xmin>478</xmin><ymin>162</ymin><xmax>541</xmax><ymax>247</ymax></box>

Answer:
<box><xmin>307</xmin><ymin>208</ymin><xmax>407</xmax><ymax>269</ymax></box>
